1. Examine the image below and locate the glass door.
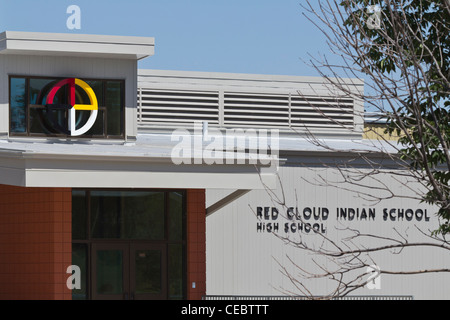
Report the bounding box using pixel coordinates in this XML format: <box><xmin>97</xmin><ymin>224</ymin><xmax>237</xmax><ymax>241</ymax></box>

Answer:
<box><xmin>91</xmin><ymin>243</ymin><xmax>167</xmax><ymax>300</ymax></box>
<box><xmin>131</xmin><ymin>244</ymin><xmax>167</xmax><ymax>300</ymax></box>
<box><xmin>92</xmin><ymin>243</ymin><xmax>129</xmax><ymax>300</ymax></box>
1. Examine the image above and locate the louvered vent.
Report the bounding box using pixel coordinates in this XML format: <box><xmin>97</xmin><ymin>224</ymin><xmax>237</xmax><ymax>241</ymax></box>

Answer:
<box><xmin>137</xmin><ymin>88</ymin><xmax>356</xmax><ymax>132</ymax></box>
<box><xmin>223</xmin><ymin>93</ymin><xmax>289</xmax><ymax>128</ymax></box>
<box><xmin>138</xmin><ymin>89</ymin><xmax>220</xmax><ymax>129</ymax></box>
<box><xmin>290</xmin><ymin>96</ymin><xmax>355</xmax><ymax>129</ymax></box>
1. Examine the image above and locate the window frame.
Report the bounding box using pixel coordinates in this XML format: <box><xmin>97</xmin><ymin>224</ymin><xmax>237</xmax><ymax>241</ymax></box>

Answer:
<box><xmin>8</xmin><ymin>75</ymin><xmax>126</xmax><ymax>140</ymax></box>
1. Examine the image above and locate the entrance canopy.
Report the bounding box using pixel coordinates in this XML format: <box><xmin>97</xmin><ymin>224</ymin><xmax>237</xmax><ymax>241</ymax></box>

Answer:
<box><xmin>0</xmin><ymin>133</ymin><xmax>278</xmax><ymax>189</ymax></box>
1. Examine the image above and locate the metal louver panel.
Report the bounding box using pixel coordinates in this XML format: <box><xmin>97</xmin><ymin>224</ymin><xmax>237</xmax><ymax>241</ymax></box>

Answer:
<box><xmin>138</xmin><ymin>89</ymin><xmax>220</xmax><ymax>129</ymax></box>
<box><xmin>137</xmin><ymin>87</ymin><xmax>356</xmax><ymax>132</ymax></box>
<box><xmin>290</xmin><ymin>96</ymin><xmax>355</xmax><ymax>129</ymax></box>
<box><xmin>223</xmin><ymin>93</ymin><xmax>289</xmax><ymax>128</ymax></box>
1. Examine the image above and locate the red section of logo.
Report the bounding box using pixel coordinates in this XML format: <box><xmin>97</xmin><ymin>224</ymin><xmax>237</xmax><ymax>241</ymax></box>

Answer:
<box><xmin>47</xmin><ymin>78</ymin><xmax>76</xmax><ymax>106</ymax></box>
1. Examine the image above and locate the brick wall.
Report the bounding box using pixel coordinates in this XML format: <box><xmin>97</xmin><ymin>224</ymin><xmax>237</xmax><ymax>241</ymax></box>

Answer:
<box><xmin>186</xmin><ymin>189</ymin><xmax>206</xmax><ymax>300</ymax></box>
<box><xmin>0</xmin><ymin>185</ymin><xmax>72</xmax><ymax>300</ymax></box>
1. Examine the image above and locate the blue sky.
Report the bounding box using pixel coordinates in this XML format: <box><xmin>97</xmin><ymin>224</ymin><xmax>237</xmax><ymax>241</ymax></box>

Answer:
<box><xmin>0</xmin><ymin>0</ymin><xmax>342</xmax><ymax>77</ymax></box>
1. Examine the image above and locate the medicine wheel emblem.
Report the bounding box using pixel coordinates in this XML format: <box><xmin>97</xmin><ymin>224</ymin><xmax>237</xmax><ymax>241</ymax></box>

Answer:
<box><xmin>46</xmin><ymin>78</ymin><xmax>98</xmax><ymax>136</ymax></box>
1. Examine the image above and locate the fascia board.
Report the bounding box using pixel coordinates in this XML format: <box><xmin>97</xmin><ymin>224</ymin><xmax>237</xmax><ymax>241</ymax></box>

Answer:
<box><xmin>0</xmin><ymin>31</ymin><xmax>155</xmax><ymax>60</ymax></box>
<box><xmin>24</xmin><ymin>170</ymin><xmax>277</xmax><ymax>189</ymax></box>
<box><xmin>138</xmin><ymin>69</ymin><xmax>365</xmax><ymax>87</ymax></box>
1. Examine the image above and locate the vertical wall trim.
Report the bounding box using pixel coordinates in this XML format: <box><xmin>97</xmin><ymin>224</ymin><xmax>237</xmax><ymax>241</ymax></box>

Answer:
<box><xmin>186</xmin><ymin>189</ymin><xmax>206</xmax><ymax>300</ymax></box>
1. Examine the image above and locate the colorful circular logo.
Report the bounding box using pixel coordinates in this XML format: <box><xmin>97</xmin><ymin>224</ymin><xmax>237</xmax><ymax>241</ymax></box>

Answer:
<box><xmin>46</xmin><ymin>78</ymin><xmax>98</xmax><ymax>136</ymax></box>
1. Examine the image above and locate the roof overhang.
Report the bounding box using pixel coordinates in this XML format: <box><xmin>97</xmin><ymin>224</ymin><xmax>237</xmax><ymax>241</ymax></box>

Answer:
<box><xmin>0</xmin><ymin>31</ymin><xmax>155</xmax><ymax>60</ymax></box>
<box><xmin>0</xmin><ymin>140</ymin><xmax>277</xmax><ymax>190</ymax></box>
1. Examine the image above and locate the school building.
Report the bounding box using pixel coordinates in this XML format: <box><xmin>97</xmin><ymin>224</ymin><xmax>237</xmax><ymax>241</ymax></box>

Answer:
<box><xmin>0</xmin><ymin>31</ymin><xmax>448</xmax><ymax>300</ymax></box>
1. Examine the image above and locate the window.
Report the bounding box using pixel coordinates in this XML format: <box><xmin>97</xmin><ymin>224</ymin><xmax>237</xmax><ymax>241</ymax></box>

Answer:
<box><xmin>9</xmin><ymin>76</ymin><xmax>125</xmax><ymax>139</ymax></box>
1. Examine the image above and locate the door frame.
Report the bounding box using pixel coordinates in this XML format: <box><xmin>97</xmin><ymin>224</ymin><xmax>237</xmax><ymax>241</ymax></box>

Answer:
<box><xmin>130</xmin><ymin>243</ymin><xmax>168</xmax><ymax>300</ymax></box>
<box><xmin>91</xmin><ymin>243</ymin><xmax>130</xmax><ymax>300</ymax></box>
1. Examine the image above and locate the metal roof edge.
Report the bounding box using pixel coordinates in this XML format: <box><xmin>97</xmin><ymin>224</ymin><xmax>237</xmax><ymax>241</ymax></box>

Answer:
<box><xmin>0</xmin><ymin>31</ymin><xmax>155</xmax><ymax>60</ymax></box>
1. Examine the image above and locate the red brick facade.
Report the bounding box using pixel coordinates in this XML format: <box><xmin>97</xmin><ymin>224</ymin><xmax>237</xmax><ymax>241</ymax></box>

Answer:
<box><xmin>0</xmin><ymin>185</ymin><xmax>72</xmax><ymax>300</ymax></box>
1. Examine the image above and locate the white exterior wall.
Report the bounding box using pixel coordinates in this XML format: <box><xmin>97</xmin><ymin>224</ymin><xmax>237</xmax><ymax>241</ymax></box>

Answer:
<box><xmin>0</xmin><ymin>54</ymin><xmax>138</xmax><ymax>139</ymax></box>
<box><xmin>206</xmin><ymin>161</ymin><xmax>450</xmax><ymax>300</ymax></box>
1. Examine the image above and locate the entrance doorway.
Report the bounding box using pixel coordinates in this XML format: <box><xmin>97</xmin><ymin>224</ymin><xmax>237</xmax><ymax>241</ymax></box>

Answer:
<box><xmin>72</xmin><ymin>190</ymin><xmax>186</xmax><ymax>300</ymax></box>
